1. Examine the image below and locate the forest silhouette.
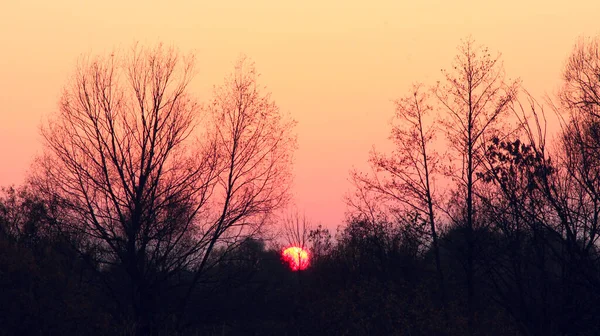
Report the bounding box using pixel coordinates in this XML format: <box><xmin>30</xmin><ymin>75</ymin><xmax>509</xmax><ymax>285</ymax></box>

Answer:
<box><xmin>2</xmin><ymin>36</ymin><xmax>600</xmax><ymax>335</ymax></box>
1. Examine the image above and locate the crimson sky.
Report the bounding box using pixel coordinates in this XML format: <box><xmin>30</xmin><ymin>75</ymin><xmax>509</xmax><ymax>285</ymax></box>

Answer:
<box><xmin>1</xmin><ymin>0</ymin><xmax>599</xmax><ymax>229</ymax></box>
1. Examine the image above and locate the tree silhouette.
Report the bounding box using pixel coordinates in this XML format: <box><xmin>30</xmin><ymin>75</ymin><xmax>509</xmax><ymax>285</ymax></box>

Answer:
<box><xmin>435</xmin><ymin>37</ymin><xmax>518</xmax><ymax>334</ymax></box>
<box><xmin>349</xmin><ymin>83</ymin><xmax>449</xmax><ymax>323</ymax></box>
<box><xmin>33</xmin><ymin>45</ymin><xmax>295</xmax><ymax>334</ymax></box>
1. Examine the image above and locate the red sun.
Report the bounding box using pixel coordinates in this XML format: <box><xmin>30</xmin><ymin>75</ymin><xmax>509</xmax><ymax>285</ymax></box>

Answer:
<box><xmin>281</xmin><ymin>246</ymin><xmax>310</xmax><ymax>271</ymax></box>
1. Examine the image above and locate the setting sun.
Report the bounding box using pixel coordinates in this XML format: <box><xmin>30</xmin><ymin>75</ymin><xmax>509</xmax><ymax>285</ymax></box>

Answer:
<box><xmin>281</xmin><ymin>246</ymin><xmax>310</xmax><ymax>271</ymax></box>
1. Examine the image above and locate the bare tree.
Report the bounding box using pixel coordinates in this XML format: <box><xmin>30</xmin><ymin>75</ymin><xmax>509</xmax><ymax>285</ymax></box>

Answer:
<box><xmin>474</xmin><ymin>37</ymin><xmax>600</xmax><ymax>333</ymax></box>
<box><xmin>533</xmin><ymin>36</ymin><xmax>600</xmax><ymax>269</ymax></box>
<box><xmin>349</xmin><ymin>84</ymin><xmax>448</xmax><ymax>321</ymax></box>
<box><xmin>546</xmin><ymin>36</ymin><xmax>600</xmax><ymax>292</ymax></box>
<box><xmin>476</xmin><ymin>93</ymin><xmax>560</xmax><ymax>335</ymax></box>
<box><xmin>179</xmin><ymin>55</ymin><xmax>296</xmax><ymax>318</ymax></box>
<box><xmin>479</xmin><ymin>84</ymin><xmax>600</xmax><ymax>334</ymax></box>
<box><xmin>281</xmin><ymin>209</ymin><xmax>311</xmax><ymax>250</ymax></box>
<box><xmin>34</xmin><ymin>46</ymin><xmax>295</xmax><ymax>334</ymax></box>
<box><xmin>435</xmin><ymin>37</ymin><xmax>518</xmax><ymax>334</ymax></box>
<box><xmin>279</xmin><ymin>209</ymin><xmax>333</xmax><ymax>263</ymax></box>
<box><xmin>501</xmin><ymin>39</ymin><xmax>600</xmax><ymax>333</ymax></box>
<box><xmin>560</xmin><ymin>36</ymin><xmax>600</xmax><ymax>117</ymax></box>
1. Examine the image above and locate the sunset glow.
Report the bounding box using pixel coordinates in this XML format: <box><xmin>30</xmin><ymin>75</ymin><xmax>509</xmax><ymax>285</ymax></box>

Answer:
<box><xmin>3</xmin><ymin>0</ymin><xmax>600</xmax><ymax>334</ymax></box>
<box><xmin>2</xmin><ymin>1</ymin><xmax>600</xmax><ymax>229</ymax></box>
<box><xmin>282</xmin><ymin>246</ymin><xmax>310</xmax><ymax>271</ymax></box>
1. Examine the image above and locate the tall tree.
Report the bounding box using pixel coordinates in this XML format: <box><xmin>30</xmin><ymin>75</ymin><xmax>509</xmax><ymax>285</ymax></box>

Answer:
<box><xmin>34</xmin><ymin>46</ymin><xmax>295</xmax><ymax>334</ymax></box>
<box><xmin>182</xmin><ymin>54</ymin><xmax>296</xmax><ymax>289</ymax></box>
<box><xmin>435</xmin><ymin>37</ymin><xmax>518</xmax><ymax>334</ymax></box>
<box><xmin>350</xmin><ymin>84</ymin><xmax>448</xmax><ymax>322</ymax></box>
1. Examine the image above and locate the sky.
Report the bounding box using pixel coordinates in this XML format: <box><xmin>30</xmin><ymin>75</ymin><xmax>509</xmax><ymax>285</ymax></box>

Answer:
<box><xmin>1</xmin><ymin>0</ymin><xmax>600</xmax><ymax>230</ymax></box>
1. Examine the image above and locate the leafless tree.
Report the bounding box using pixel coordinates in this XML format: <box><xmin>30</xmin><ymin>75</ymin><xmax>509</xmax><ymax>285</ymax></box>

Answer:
<box><xmin>279</xmin><ymin>209</ymin><xmax>333</xmax><ymax>263</ymax></box>
<box><xmin>177</xmin><ymin>54</ymin><xmax>296</xmax><ymax>325</ymax></box>
<box><xmin>560</xmin><ymin>36</ymin><xmax>600</xmax><ymax>118</ymax></box>
<box><xmin>349</xmin><ymin>84</ymin><xmax>448</xmax><ymax>321</ymax></box>
<box><xmin>34</xmin><ymin>46</ymin><xmax>295</xmax><ymax>334</ymax></box>
<box><xmin>479</xmin><ymin>83</ymin><xmax>600</xmax><ymax>334</ymax></box>
<box><xmin>435</xmin><ymin>37</ymin><xmax>518</xmax><ymax>334</ymax></box>
<box><xmin>545</xmin><ymin>36</ymin><xmax>600</xmax><ymax>287</ymax></box>
<box><xmin>281</xmin><ymin>209</ymin><xmax>311</xmax><ymax>250</ymax></box>
<box><xmin>499</xmin><ymin>38</ymin><xmax>600</xmax><ymax>333</ymax></box>
<box><xmin>536</xmin><ymin>36</ymin><xmax>600</xmax><ymax>261</ymax></box>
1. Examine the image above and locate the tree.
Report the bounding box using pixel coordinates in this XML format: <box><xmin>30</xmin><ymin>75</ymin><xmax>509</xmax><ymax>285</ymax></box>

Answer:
<box><xmin>478</xmin><ymin>128</ymin><xmax>559</xmax><ymax>335</ymax></box>
<box><xmin>555</xmin><ymin>36</ymin><xmax>600</xmax><ymax>259</ymax></box>
<box><xmin>281</xmin><ymin>210</ymin><xmax>311</xmax><ymax>251</ymax></box>
<box><xmin>474</xmin><ymin>36</ymin><xmax>600</xmax><ymax>333</ymax></box>
<box><xmin>478</xmin><ymin>94</ymin><xmax>600</xmax><ymax>335</ymax></box>
<box><xmin>560</xmin><ymin>36</ymin><xmax>600</xmax><ymax>118</ymax></box>
<box><xmin>308</xmin><ymin>224</ymin><xmax>332</xmax><ymax>261</ymax></box>
<box><xmin>182</xmin><ymin>55</ymin><xmax>296</xmax><ymax>310</ymax></box>
<box><xmin>0</xmin><ymin>186</ymin><xmax>111</xmax><ymax>335</ymax></box>
<box><xmin>349</xmin><ymin>84</ymin><xmax>448</xmax><ymax>322</ymax></box>
<box><xmin>435</xmin><ymin>37</ymin><xmax>518</xmax><ymax>334</ymax></box>
<box><xmin>34</xmin><ymin>45</ymin><xmax>295</xmax><ymax>334</ymax></box>
<box><xmin>0</xmin><ymin>186</ymin><xmax>51</xmax><ymax>245</ymax></box>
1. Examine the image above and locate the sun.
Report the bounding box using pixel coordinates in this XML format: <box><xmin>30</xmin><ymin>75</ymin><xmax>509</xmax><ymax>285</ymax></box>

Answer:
<box><xmin>281</xmin><ymin>246</ymin><xmax>310</xmax><ymax>271</ymax></box>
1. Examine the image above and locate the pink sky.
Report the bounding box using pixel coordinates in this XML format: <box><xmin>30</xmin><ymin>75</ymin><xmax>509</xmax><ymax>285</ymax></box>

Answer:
<box><xmin>1</xmin><ymin>0</ymin><xmax>599</xmax><ymax>229</ymax></box>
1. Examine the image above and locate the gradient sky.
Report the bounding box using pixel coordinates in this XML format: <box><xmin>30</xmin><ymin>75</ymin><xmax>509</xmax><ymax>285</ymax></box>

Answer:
<box><xmin>1</xmin><ymin>0</ymin><xmax>599</xmax><ymax>229</ymax></box>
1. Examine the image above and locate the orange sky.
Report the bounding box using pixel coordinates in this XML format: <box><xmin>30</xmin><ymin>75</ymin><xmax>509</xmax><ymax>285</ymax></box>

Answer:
<box><xmin>1</xmin><ymin>0</ymin><xmax>599</xmax><ymax>229</ymax></box>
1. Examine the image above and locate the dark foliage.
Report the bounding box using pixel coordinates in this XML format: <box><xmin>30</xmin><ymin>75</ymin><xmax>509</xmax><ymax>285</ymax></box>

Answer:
<box><xmin>2</xmin><ymin>184</ymin><xmax>600</xmax><ymax>335</ymax></box>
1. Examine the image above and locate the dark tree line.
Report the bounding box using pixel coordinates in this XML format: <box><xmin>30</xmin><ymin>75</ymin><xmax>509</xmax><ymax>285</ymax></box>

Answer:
<box><xmin>347</xmin><ymin>36</ymin><xmax>600</xmax><ymax>336</ymax></box>
<box><xmin>3</xmin><ymin>37</ymin><xmax>600</xmax><ymax>335</ymax></box>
